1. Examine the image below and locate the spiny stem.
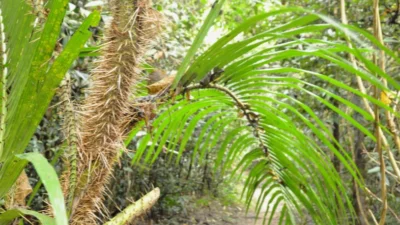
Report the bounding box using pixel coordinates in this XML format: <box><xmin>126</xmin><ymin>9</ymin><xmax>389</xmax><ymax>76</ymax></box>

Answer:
<box><xmin>71</xmin><ymin>1</ymin><xmax>163</xmax><ymax>223</ymax></box>
<box><xmin>59</xmin><ymin>73</ymin><xmax>79</xmax><ymax>217</ymax></box>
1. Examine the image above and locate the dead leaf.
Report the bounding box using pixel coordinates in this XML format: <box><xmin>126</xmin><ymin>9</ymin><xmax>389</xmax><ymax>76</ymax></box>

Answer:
<box><xmin>381</xmin><ymin>90</ymin><xmax>393</xmax><ymax>105</ymax></box>
<box><xmin>14</xmin><ymin>171</ymin><xmax>32</xmax><ymax>206</ymax></box>
<box><xmin>147</xmin><ymin>75</ymin><xmax>175</xmax><ymax>94</ymax></box>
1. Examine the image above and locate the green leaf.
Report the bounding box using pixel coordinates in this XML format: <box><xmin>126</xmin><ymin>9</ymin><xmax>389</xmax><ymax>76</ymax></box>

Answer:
<box><xmin>16</xmin><ymin>153</ymin><xmax>67</xmax><ymax>225</ymax></box>
<box><xmin>172</xmin><ymin>0</ymin><xmax>226</xmax><ymax>88</ymax></box>
<box><xmin>0</xmin><ymin>7</ymin><xmax>99</xmax><ymax>198</ymax></box>
<box><xmin>79</xmin><ymin>46</ymin><xmax>101</xmax><ymax>57</ymax></box>
<box><xmin>0</xmin><ymin>208</ymin><xmax>55</xmax><ymax>225</ymax></box>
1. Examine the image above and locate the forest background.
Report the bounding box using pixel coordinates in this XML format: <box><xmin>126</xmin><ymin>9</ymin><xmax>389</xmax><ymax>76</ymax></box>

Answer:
<box><xmin>0</xmin><ymin>0</ymin><xmax>400</xmax><ymax>225</ymax></box>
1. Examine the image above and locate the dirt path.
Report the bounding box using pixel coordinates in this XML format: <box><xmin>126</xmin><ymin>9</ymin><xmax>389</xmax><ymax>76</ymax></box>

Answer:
<box><xmin>231</xmin><ymin>186</ymin><xmax>282</xmax><ymax>225</ymax></box>
<box><xmin>138</xmin><ymin>184</ymin><xmax>283</xmax><ymax>224</ymax></box>
<box><xmin>220</xmin><ymin>176</ymin><xmax>282</xmax><ymax>225</ymax></box>
<box><xmin>177</xmin><ymin>186</ymin><xmax>282</xmax><ymax>225</ymax></box>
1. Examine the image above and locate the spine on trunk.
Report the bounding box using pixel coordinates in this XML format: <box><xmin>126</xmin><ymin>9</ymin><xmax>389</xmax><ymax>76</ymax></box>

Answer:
<box><xmin>71</xmin><ymin>0</ymin><xmax>162</xmax><ymax>224</ymax></box>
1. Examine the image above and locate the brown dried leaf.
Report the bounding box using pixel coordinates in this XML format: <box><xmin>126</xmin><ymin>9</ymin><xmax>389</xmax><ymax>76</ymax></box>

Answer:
<box><xmin>147</xmin><ymin>75</ymin><xmax>175</xmax><ymax>94</ymax></box>
<box><xmin>14</xmin><ymin>171</ymin><xmax>32</xmax><ymax>206</ymax></box>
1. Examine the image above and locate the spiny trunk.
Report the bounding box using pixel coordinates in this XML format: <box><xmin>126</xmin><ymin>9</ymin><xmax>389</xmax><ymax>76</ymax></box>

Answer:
<box><xmin>59</xmin><ymin>73</ymin><xmax>80</xmax><ymax>217</ymax></box>
<box><xmin>70</xmin><ymin>1</ymin><xmax>162</xmax><ymax>224</ymax></box>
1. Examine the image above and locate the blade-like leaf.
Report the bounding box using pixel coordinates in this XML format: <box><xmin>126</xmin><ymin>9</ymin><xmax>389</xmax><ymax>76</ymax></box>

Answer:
<box><xmin>172</xmin><ymin>0</ymin><xmax>226</xmax><ymax>88</ymax></box>
<box><xmin>16</xmin><ymin>153</ymin><xmax>67</xmax><ymax>225</ymax></box>
<box><xmin>0</xmin><ymin>208</ymin><xmax>55</xmax><ymax>225</ymax></box>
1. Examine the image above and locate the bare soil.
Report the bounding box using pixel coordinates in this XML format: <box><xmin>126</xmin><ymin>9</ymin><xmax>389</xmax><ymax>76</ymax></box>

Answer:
<box><xmin>137</xmin><ymin>186</ymin><xmax>281</xmax><ymax>225</ymax></box>
<box><xmin>180</xmin><ymin>199</ymin><xmax>280</xmax><ymax>225</ymax></box>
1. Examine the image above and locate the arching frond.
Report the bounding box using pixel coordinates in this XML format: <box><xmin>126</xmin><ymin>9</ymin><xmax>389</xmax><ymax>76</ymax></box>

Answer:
<box><xmin>128</xmin><ymin>7</ymin><xmax>400</xmax><ymax>225</ymax></box>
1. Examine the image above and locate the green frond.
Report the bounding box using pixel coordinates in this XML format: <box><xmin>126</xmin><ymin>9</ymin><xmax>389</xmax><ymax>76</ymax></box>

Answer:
<box><xmin>0</xmin><ymin>208</ymin><xmax>55</xmax><ymax>225</ymax></box>
<box><xmin>124</xmin><ymin>6</ymin><xmax>400</xmax><ymax>225</ymax></box>
<box><xmin>172</xmin><ymin>0</ymin><xmax>226</xmax><ymax>87</ymax></box>
<box><xmin>0</xmin><ymin>0</ymin><xmax>99</xmax><ymax>198</ymax></box>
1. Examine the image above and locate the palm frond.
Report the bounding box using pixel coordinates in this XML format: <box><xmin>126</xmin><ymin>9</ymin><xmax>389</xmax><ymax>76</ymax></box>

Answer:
<box><xmin>0</xmin><ymin>0</ymin><xmax>99</xmax><ymax>198</ymax></box>
<box><xmin>127</xmin><ymin>7</ymin><xmax>400</xmax><ymax>224</ymax></box>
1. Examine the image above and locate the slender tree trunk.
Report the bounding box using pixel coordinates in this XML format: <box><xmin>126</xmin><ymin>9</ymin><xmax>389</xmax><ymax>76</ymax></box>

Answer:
<box><xmin>350</xmin><ymin>78</ymin><xmax>370</xmax><ymax>225</ymax></box>
<box><xmin>201</xmin><ymin>152</ymin><xmax>209</xmax><ymax>193</ymax></box>
<box><xmin>331</xmin><ymin>98</ymin><xmax>341</xmax><ymax>174</ymax></box>
<box><xmin>186</xmin><ymin>157</ymin><xmax>193</xmax><ymax>180</ymax></box>
<box><xmin>352</xmin><ymin>125</ymin><xmax>368</xmax><ymax>225</ymax></box>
